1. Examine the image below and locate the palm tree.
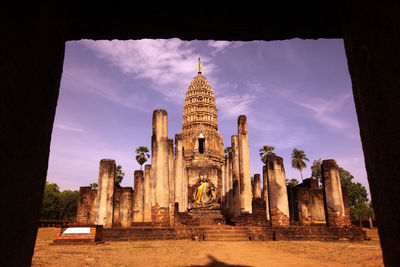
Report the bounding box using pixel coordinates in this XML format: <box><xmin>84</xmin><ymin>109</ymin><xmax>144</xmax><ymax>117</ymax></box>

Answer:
<box><xmin>259</xmin><ymin>145</ymin><xmax>275</xmax><ymax>164</ymax></box>
<box><xmin>291</xmin><ymin>148</ymin><xmax>310</xmax><ymax>181</ymax></box>
<box><xmin>115</xmin><ymin>165</ymin><xmax>125</xmax><ymax>187</ymax></box>
<box><xmin>135</xmin><ymin>146</ymin><xmax>150</xmax><ymax>170</ymax></box>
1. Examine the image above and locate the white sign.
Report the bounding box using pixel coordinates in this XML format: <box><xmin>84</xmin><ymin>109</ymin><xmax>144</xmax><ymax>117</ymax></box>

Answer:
<box><xmin>63</xmin><ymin>227</ymin><xmax>91</xmax><ymax>234</ymax></box>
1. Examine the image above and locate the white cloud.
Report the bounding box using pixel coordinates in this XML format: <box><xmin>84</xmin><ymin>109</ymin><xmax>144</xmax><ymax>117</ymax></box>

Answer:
<box><xmin>217</xmin><ymin>93</ymin><xmax>256</xmax><ymax>119</ymax></box>
<box><xmin>80</xmin><ymin>39</ymin><xmax>217</xmax><ymax>104</ymax></box>
<box><xmin>55</xmin><ymin>123</ymin><xmax>85</xmax><ymax>133</ymax></box>
<box><xmin>62</xmin><ymin>63</ymin><xmax>148</xmax><ymax>111</ymax></box>
<box><xmin>208</xmin><ymin>40</ymin><xmax>231</xmax><ymax>55</ymax></box>
<box><xmin>279</xmin><ymin>89</ymin><xmax>356</xmax><ymax>138</ymax></box>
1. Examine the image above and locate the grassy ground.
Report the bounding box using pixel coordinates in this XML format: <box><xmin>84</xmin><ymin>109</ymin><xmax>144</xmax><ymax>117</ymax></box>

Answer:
<box><xmin>32</xmin><ymin>228</ymin><xmax>383</xmax><ymax>267</ymax></box>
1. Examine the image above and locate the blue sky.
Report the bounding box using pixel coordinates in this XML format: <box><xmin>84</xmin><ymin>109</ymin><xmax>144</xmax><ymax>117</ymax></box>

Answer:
<box><xmin>47</xmin><ymin>38</ymin><xmax>369</xmax><ymax>196</ymax></box>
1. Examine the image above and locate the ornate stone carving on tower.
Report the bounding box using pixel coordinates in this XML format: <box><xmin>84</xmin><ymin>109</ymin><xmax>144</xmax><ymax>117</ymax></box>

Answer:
<box><xmin>180</xmin><ymin>56</ymin><xmax>224</xmax><ymax>209</ymax></box>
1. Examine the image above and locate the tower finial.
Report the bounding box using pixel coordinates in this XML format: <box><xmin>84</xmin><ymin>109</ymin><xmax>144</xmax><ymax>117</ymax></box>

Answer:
<box><xmin>195</xmin><ymin>54</ymin><xmax>205</xmax><ymax>74</ymax></box>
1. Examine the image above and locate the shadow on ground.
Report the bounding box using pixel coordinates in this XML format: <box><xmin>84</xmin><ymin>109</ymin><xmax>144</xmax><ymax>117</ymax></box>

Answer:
<box><xmin>191</xmin><ymin>254</ymin><xmax>251</xmax><ymax>267</ymax></box>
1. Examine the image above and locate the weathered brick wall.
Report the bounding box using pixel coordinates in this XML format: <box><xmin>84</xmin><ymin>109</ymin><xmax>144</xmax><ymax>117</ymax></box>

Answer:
<box><xmin>76</xmin><ymin>187</ymin><xmax>98</xmax><ymax>224</ymax></box>
<box><xmin>325</xmin><ymin>187</ymin><xmax>352</xmax><ymax>227</ymax></box>
<box><xmin>151</xmin><ymin>204</ymin><xmax>170</xmax><ymax>227</ymax></box>
<box><xmin>270</xmin><ymin>208</ymin><xmax>290</xmax><ymax>226</ymax></box>
<box><xmin>342</xmin><ymin>186</ymin><xmax>352</xmax><ymax>226</ymax></box>
<box><xmin>113</xmin><ymin>187</ymin><xmax>122</xmax><ymax>227</ymax></box>
<box><xmin>291</xmin><ymin>179</ymin><xmax>326</xmax><ymax>226</ymax></box>
<box><xmin>232</xmin><ymin>198</ymin><xmax>269</xmax><ymax>226</ymax></box>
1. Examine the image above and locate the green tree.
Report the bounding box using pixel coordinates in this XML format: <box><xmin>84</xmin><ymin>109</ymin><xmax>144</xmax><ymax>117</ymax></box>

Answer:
<box><xmin>115</xmin><ymin>165</ymin><xmax>125</xmax><ymax>187</ymax></box>
<box><xmin>41</xmin><ymin>182</ymin><xmax>61</xmax><ymax>220</ymax></box>
<box><xmin>291</xmin><ymin>148</ymin><xmax>310</xmax><ymax>181</ymax></box>
<box><xmin>59</xmin><ymin>190</ymin><xmax>79</xmax><ymax>221</ymax></box>
<box><xmin>311</xmin><ymin>158</ymin><xmax>322</xmax><ymax>181</ymax></box>
<box><xmin>338</xmin><ymin>167</ymin><xmax>369</xmax><ymax>209</ymax></box>
<box><xmin>135</xmin><ymin>146</ymin><xmax>150</xmax><ymax>170</ymax></box>
<box><xmin>259</xmin><ymin>145</ymin><xmax>275</xmax><ymax>164</ymax></box>
<box><xmin>287</xmin><ymin>178</ymin><xmax>299</xmax><ymax>187</ymax></box>
<box><xmin>89</xmin><ymin>183</ymin><xmax>98</xmax><ymax>189</ymax></box>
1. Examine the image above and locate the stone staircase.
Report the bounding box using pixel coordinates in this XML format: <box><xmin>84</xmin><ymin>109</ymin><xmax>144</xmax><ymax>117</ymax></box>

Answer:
<box><xmin>102</xmin><ymin>227</ymin><xmax>176</xmax><ymax>241</ymax></box>
<box><xmin>202</xmin><ymin>225</ymin><xmax>251</xmax><ymax>241</ymax></box>
<box><xmin>231</xmin><ymin>198</ymin><xmax>269</xmax><ymax>226</ymax></box>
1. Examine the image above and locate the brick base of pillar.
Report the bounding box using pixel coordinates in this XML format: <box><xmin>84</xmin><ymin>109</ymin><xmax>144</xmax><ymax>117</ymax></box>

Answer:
<box><xmin>326</xmin><ymin>209</ymin><xmax>351</xmax><ymax>227</ymax></box>
<box><xmin>270</xmin><ymin>208</ymin><xmax>290</xmax><ymax>226</ymax></box>
<box><xmin>151</xmin><ymin>204</ymin><xmax>170</xmax><ymax>227</ymax></box>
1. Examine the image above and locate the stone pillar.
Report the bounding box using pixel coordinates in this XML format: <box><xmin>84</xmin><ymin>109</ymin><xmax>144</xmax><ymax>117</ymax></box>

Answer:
<box><xmin>253</xmin><ymin>174</ymin><xmax>261</xmax><ymax>198</ymax></box>
<box><xmin>182</xmin><ymin>160</ymin><xmax>188</xmax><ymax>211</ymax></box>
<box><xmin>143</xmin><ymin>165</ymin><xmax>152</xmax><ymax>222</ymax></box>
<box><xmin>133</xmin><ymin>170</ymin><xmax>144</xmax><ymax>222</ymax></box>
<box><xmin>95</xmin><ymin>159</ymin><xmax>116</xmax><ymax>228</ymax></box>
<box><xmin>168</xmin><ymin>139</ymin><xmax>174</xmax><ymax>205</ymax></box>
<box><xmin>265</xmin><ymin>154</ymin><xmax>290</xmax><ymax>226</ymax></box>
<box><xmin>227</xmin><ymin>148</ymin><xmax>234</xmax><ymax>217</ymax></box>
<box><xmin>238</xmin><ymin>115</ymin><xmax>252</xmax><ymax>213</ymax></box>
<box><xmin>263</xmin><ymin>166</ymin><xmax>270</xmax><ymax>221</ymax></box>
<box><xmin>174</xmin><ymin>134</ymin><xmax>184</xmax><ymax>212</ymax></box>
<box><xmin>167</xmin><ymin>139</ymin><xmax>175</xmax><ymax>226</ymax></box>
<box><xmin>151</xmin><ymin>109</ymin><xmax>169</xmax><ymax>208</ymax></box>
<box><xmin>221</xmin><ymin>156</ymin><xmax>225</xmax><ymax>205</ymax></box>
<box><xmin>119</xmin><ymin>188</ymin><xmax>133</xmax><ymax>227</ymax></box>
<box><xmin>231</xmin><ymin>135</ymin><xmax>241</xmax><ymax>217</ymax></box>
<box><xmin>321</xmin><ymin>159</ymin><xmax>347</xmax><ymax>227</ymax></box>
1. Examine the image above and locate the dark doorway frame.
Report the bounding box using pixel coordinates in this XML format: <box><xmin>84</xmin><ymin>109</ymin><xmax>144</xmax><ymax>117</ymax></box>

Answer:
<box><xmin>1</xmin><ymin>2</ymin><xmax>400</xmax><ymax>266</ymax></box>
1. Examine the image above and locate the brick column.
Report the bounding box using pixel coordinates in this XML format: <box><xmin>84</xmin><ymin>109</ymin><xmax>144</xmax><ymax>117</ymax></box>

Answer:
<box><xmin>119</xmin><ymin>187</ymin><xmax>133</xmax><ymax>227</ymax></box>
<box><xmin>95</xmin><ymin>159</ymin><xmax>116</xmax><ymax>228</ymax></box>
<box><xmin>174</xmin><ymin>134</ymin><xmax>185</xmax><ymax>212</ymax></box>
<box><xmin>253</xmin><ymin>174</ymin><xmax>261</xmax><ymax>198</ymax></box>
<box><xmin>151</xmin><ymin>109</ymin><xmax>169</xmax><ymax>208</ymax></box>
<box><xmin>231</xmin><ymin>135</ymin><xmax>241</xmax><ymax>217</ymax></box>
<box><xmin>322</xmin><ymin>159</ymin><xmax>347</xmax><ymax>227</ymax></box>
<box><xmin>133</xmin><ymin>170</ymin><xmax>144</xmax><ymax>222</ymax></box>
<box><xmin>168</xmin><ymin>139</ymin><xmax>174</xmax><ymax>206</ymax></box>
<box><xmin>263</xmin><ymin>166</ymin><xmax>270</xmax><ymax>221</ymax></box>
<box><xmin>238</xmin><ymin>115</ymin><xmax>252</xmax><ymax>213</ymax></box>
<box><xmin>265</xmin><ymin>154</ymin><xmax>290</xmax><ymax>226</ymax></box>
<box><xmin>143</xmin><ymin>165</ymin><xmax>152</xmax><ymax>222</ymax></box>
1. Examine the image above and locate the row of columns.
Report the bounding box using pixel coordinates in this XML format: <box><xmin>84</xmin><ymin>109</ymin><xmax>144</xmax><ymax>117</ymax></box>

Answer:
<box><xmin>222</xmin><ymin>115</ymin><xmax>253</xmax><ymax>218</ymax></box>
<box><xmin>238</xmin><ymin>155</ymin><xmax>348</xmax><ymax>227</ymax></box>
<box><xmin>93</xmin><ymin>112</ymin><xmax>347</xmax><ymax>228</ymax></box>
<box><xmin>93</xmin><ymin>109</ymin><xmax>186</xmax><ymax>227</ymax></box>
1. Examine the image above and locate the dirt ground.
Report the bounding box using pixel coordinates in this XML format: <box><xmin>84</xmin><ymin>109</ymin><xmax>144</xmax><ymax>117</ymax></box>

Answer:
<box><xmin>32</xmin><ymin>228</ymin><xmax>383</xmax><ymax>267</ymax></box>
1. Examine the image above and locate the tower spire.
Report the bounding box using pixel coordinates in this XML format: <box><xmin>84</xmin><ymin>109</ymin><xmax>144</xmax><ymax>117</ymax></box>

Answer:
<box><xmin>195</xmin><ymin>54</ymin><xmax>205</xmax><ymax>74</ymax></box>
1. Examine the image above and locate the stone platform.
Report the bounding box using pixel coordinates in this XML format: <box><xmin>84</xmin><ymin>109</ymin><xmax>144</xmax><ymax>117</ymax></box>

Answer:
<box><xmin>102</xmin><ymin>225</ymin><xmax>366</xmax><ymax>242</ymax></box>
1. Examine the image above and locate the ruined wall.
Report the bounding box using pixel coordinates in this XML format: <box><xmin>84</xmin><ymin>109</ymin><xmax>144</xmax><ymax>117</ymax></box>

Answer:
<box><xmin>113</xmin><ymin>187</ymin><xmax>122</xmax><ymax>226</ymax></box>
<box><xmin>76</xmin><ymin>187</ymin><xmax>98</xmax><ymax>224</ymax></box>
<box><xmin>119</xmin><ymin>187</ymin><xmax>133</xmax><ymax>227</ymax></box>
<box><xmin>291</xmin><ymin>178</ymin><xmax>325</xmax><ymax>226</ymax></box>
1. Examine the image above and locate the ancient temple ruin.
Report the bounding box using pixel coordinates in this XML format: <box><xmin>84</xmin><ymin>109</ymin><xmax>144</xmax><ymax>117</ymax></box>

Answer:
<box><xmin>76</xmin><ymin>57</ymin><xmax>363</xmax><ymax>241</ymax></box>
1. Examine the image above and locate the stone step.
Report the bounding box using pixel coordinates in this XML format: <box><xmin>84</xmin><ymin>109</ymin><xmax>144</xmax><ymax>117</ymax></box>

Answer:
<box><xmin>204</xmin><ymin>235</ymin><xmax>251</xmax><ymax>241</ymax></box>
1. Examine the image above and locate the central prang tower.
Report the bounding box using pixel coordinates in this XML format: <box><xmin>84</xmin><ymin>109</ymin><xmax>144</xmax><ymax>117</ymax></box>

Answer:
<box><xmin>180</xmin><ymin>56</ymin><xmax>224</xmax><ymax>206</ymax></box>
